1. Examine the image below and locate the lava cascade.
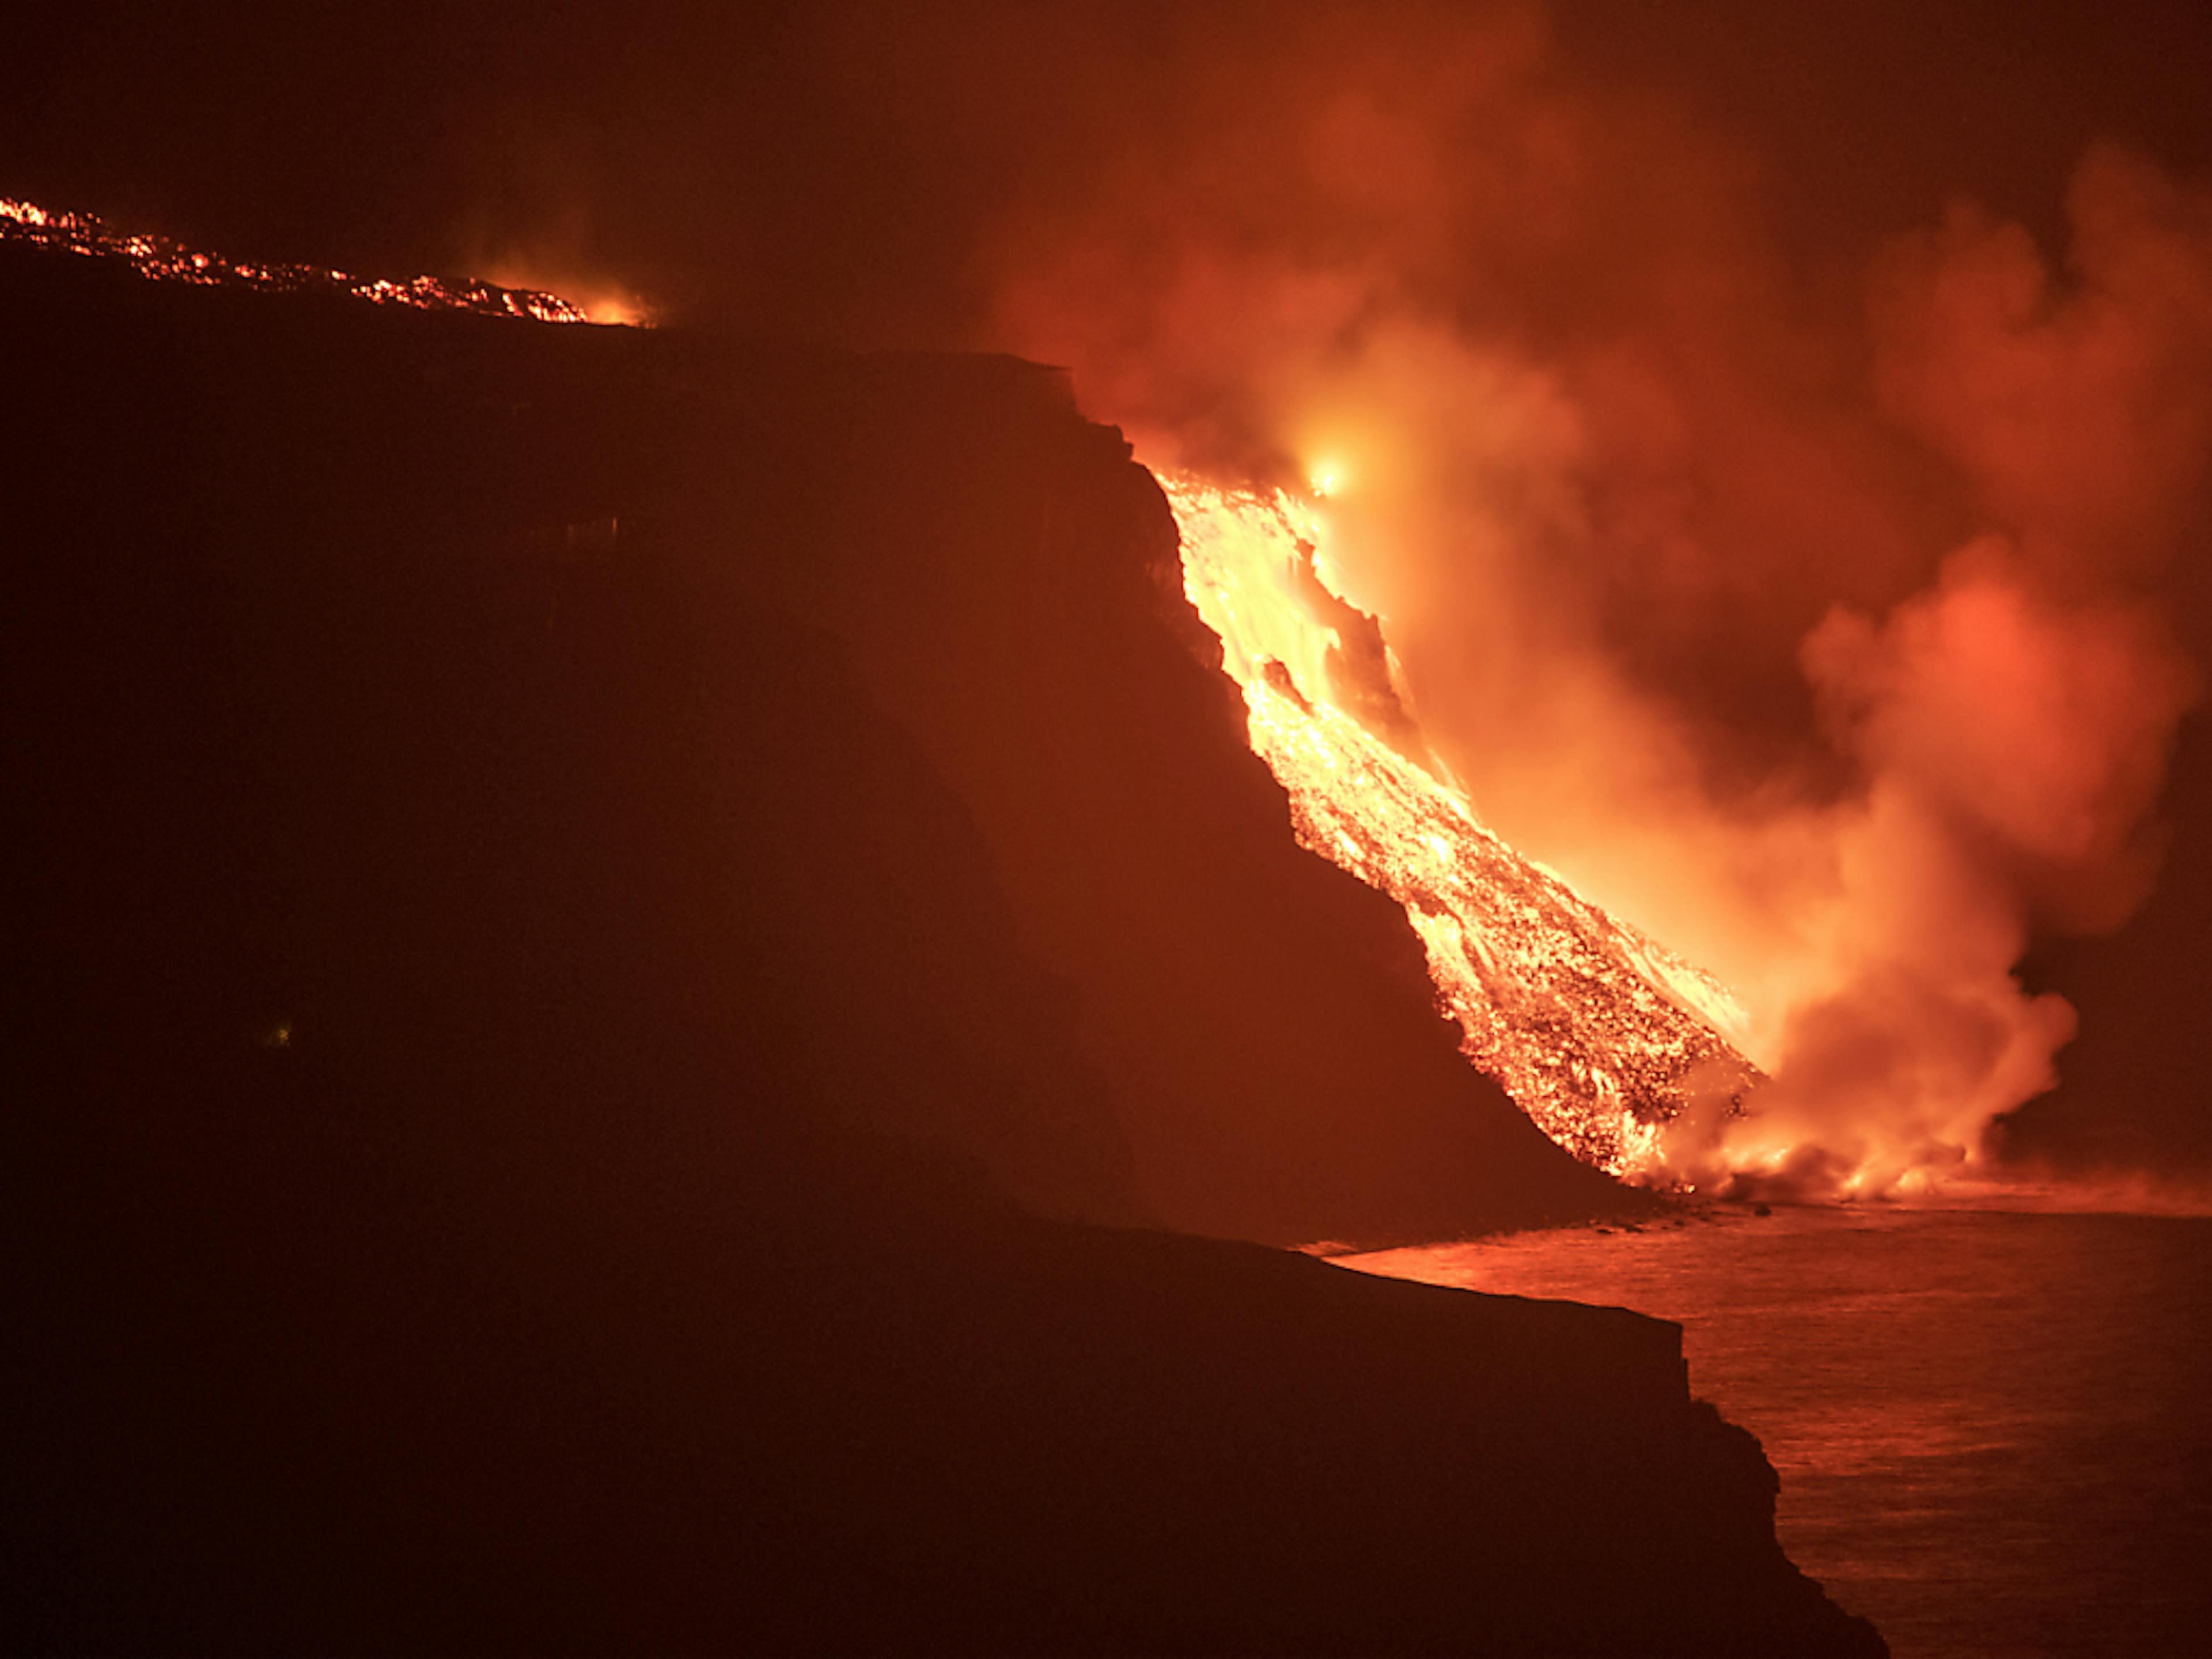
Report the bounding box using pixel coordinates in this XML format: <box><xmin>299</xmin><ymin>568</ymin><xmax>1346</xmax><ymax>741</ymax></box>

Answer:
<box><xmin>1166</xmin><ymin>475</ymin><xmax>1762</xmax><ymax>1179</ymax></box>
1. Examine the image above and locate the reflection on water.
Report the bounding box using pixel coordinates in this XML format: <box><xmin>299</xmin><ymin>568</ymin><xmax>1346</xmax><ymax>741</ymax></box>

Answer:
<box><xmin>1339</xmin><ymin>1207</ymin><xmax>2212</xmax><ymax>1659</ymax></box>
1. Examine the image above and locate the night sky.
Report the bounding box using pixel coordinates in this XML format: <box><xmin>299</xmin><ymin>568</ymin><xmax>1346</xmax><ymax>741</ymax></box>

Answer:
<box><xmin>8</xmin><ymin>3</ymin><xmax>2209</xmax><ymax>341</ymax></box>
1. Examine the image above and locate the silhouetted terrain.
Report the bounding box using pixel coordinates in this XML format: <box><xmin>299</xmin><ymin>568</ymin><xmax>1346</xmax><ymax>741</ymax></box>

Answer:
<box><xmin>5</xmin><ymin>245</ymin><xmax>1880</xmax><ymax>1656</ymax></box>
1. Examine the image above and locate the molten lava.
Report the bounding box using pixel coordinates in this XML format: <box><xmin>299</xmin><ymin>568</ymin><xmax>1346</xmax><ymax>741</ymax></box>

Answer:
<box><xmin>1166</xmin><ymin>476</ymin><xmax>1761</xmax><ymax>1179</ymax></box>
<box><xmin>1</xmin><ymin>198</ymin><xmax>592</xmax><ymax>323</ymax></box>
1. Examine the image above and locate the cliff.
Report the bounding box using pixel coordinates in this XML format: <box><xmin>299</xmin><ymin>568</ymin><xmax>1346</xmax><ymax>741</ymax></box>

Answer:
<box><xmin>4</xmin><ymin>243</ymin><xmax>1878</xmax><ymax>1655</ymax></box>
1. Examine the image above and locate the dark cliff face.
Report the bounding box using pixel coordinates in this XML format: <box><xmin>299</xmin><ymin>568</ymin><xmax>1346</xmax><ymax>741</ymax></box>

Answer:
<box><xmin>4</xmin><ymin>248</ymin><xmax>1878</xmax><ymax>1656</ymax></box>
<box><xmin>677</xmin><ymin>353</ymin><xmax>1644</xmax><ymax>1247</ymax></box>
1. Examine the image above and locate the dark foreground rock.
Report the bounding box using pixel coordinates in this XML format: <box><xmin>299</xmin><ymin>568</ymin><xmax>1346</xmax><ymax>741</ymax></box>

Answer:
<box><xmin>4</xmin><ymin>244</ymin><xmax>1880</xmax><ymax>1655</ymax></box>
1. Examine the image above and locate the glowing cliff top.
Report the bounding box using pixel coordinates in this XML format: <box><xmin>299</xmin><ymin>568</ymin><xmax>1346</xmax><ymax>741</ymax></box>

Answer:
<box><xmin>1</xmin><ymin>197</ymin><xmax>590</xmax><ymax>324</ymax></box>
<box><xmin>1166</xmin><ymin>475</ymin><xmax>1761</xmax><ymax>1180</ymax></box>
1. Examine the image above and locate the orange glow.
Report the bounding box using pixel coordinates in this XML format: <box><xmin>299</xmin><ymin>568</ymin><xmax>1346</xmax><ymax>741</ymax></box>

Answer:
<box><xmin>1164</xmin><ymin>472</ymin><xmax>1760</xmax><ymax>1179</ymax></box>
<box><xmin>484</xmin><ymin>262</ymin><xmax>656</xmax><ymax>328</ymax></box>
<box><xmin>577</xmin><ymin>294</ymin><xmax>652</xmax><ymax>328</ymax></box>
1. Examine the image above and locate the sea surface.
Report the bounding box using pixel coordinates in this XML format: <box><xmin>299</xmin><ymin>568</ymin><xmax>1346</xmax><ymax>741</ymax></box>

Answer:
<box><xmin>1339</xmin><ymin>1206</ymin><xmax>2212</xmax><ymax>1659</ymax></box>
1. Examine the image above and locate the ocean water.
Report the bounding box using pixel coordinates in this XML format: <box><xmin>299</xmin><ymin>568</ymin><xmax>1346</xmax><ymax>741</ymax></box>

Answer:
<box><xmin>1339</xmin><ymin>1206</ymin><xmax>2212</xmax><ymax>1659</ymax></box>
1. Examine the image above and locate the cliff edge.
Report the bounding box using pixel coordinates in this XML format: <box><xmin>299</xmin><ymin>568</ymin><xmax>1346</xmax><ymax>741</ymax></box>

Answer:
<box><xmin>5</xmin><ymin>244</ymin><xmax>1878</xmax><ymax>1655</ymax></box>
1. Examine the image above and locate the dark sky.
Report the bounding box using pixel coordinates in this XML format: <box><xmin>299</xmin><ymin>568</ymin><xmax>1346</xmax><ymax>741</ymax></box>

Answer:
<box><xmin>6</xmin><ymin>1</ymin><xmax>2210</xmax><ymax>340</ymax></box>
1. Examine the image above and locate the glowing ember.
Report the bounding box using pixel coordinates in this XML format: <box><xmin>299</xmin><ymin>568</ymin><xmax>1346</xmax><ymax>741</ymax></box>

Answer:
<box><xmin>1</xmin><ymin>197</ymin><xmax>592</xmax><ymax>323</ymax></box>
<box><xmin>1165</xmin><ymin>475</ymin><xmax>1761</xmax><ymax>1179</ymax></box>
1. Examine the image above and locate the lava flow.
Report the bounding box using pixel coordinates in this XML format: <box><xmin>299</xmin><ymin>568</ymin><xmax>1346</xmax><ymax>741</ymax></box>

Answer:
<box><xmin>1165</xmin><ymin>475</ymin><xmax>1762</xmax><ymax>1180</ymax></box>
<box><xmin>1</xmin><ymin>198</ymin><xmax>593</xmax><ymax>323</ymax></box>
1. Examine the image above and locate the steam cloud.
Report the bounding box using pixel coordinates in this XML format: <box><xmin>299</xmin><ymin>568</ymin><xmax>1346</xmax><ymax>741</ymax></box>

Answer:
<box><xmin>964</xmin><ymin>4</ymin><xmax>2212</xmax><ymax>1195</ymax></box>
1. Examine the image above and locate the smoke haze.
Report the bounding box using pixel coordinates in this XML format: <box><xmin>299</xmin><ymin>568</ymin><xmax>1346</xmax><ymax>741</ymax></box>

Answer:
<box><xmin>10</xmin><ymin>0</ymin><xmax>2212</xmax><ymax>1187</ymax></box>
<box><xmin>965</xmin><ymin>5</ymin><xmax>2212</xmax><ymax>1193</ymax></box>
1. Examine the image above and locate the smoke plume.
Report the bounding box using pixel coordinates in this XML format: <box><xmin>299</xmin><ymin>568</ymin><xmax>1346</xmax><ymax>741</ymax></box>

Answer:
<box><xmin>969</xmin><ymin>5</ymin><xmax>2212</xmax><ymax>1195</ymax></box>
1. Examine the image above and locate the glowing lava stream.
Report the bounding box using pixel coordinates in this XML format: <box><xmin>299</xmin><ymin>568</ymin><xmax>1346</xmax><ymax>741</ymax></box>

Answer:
<box><xmin>1163</xmin><ymin>474</ymin><xmax>1762</xmax><ymax>1181</ymax></box>
<box><xmin>1</xmin><ymin>197</ymin><xmax>597</xmax><ymax>323</ymax></box>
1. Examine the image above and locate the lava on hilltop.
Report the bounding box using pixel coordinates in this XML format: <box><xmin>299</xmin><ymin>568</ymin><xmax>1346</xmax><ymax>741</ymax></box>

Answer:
<box><xmin>1</xmin><ymin>197</ymin><xmax>591</xmax><ymax>323</ymax></box>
